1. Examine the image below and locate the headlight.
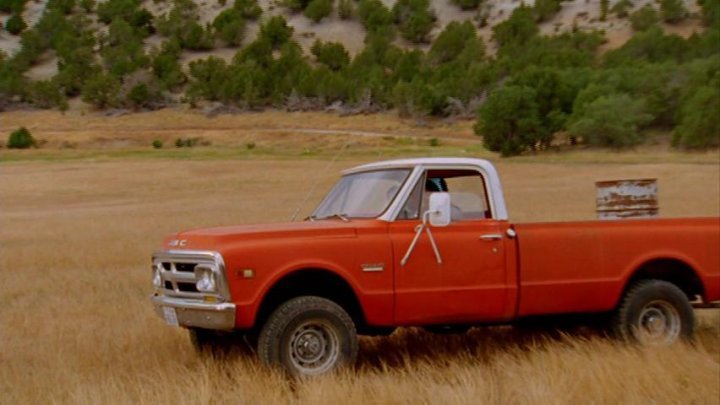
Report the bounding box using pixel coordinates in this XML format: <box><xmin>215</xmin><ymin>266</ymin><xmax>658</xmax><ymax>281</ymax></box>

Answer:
<box><xmin>195</xmin><ymin>266</ymin><xmax>217</xmax><ymax>293</ymax></box>
<box><xmin>152</xmin><ymin>264</ymin><xmax>163</xmax><ymax>288</ymax></box>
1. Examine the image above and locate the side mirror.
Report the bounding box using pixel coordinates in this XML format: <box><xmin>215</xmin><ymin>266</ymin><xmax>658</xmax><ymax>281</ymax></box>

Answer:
<box><xmin>427</xmin><ymin>192</ymin><xmax>451</xmax><ymax>227</ymax></box>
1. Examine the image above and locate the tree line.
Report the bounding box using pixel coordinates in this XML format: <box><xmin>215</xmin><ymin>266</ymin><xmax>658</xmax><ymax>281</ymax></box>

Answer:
<box><xmin>0</xmin><ymin>0</ymin><xmax>718</xmax><ymax>155</ymax></box>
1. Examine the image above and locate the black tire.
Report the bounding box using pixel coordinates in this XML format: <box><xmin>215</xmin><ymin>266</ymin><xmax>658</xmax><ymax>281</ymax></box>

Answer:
<box><xmin>257</xmin><ymin>296</ymin><xmax>358</xmax><ymax>377</ymax></box>
<box><xmin>612</xmin><ymin>279</ymin><xmax>694</xmax><ymax>345</ymax></box>
<box><xmin>189</xmin><ymin>328</ymin><xmax>255</xmax><ymax>356</ymax></box>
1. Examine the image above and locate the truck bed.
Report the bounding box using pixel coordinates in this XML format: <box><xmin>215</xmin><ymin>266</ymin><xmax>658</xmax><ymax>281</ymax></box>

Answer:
<box><xmin>514</xmin><ymin>217</ymin><xmax>720</xmax><ymax>316</ymax></box>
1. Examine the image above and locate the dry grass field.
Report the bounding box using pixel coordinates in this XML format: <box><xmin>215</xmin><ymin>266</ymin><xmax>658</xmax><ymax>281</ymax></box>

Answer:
<box><xmin>1</xmin><ymin>110</ymin><xmax>719</xmax><ymax>404</ymax></box>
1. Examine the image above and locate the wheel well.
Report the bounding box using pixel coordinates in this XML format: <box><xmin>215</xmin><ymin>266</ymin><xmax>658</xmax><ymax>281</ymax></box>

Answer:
<box><xmin>254</xmin><ymin>269</ymin><xmax>366</xmax><ymax>331</ymax></box>
<box><xmin>625</xmin><ymin>259</ymin><xmax>705</xmax><ymax>302</ymax></box>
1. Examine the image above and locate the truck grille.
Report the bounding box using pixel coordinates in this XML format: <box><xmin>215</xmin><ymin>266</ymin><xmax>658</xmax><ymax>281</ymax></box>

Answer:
<box><xmin>152</xmin><ymin>250</ymin><xmax>229</xmax><ymax>300</ymax></box>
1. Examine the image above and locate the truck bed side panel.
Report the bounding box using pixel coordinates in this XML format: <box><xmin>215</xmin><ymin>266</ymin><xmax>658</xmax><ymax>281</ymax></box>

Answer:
<box><xmin>514</xmin><ymin>217</ymin><xmax>720</xmax><ymax>317</ymax></box>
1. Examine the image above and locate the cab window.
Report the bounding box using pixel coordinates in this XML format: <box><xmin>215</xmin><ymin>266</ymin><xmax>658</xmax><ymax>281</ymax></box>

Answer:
<box><xmin>399</xmin><ymin>169</ymin><xmax>491</xmax><ymax>220</ymax></box>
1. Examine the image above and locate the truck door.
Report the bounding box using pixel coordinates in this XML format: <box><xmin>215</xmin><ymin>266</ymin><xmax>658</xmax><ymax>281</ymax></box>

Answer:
<box><xmin>389</xmin><ymin>168</ymin><xmax>512</xmax><ymax>325</ymax></box>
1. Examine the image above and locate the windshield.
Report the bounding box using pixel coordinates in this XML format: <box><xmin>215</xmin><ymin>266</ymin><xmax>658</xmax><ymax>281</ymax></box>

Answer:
<box><xmin>312</xmin><ymin>169</ymin><xmax>411</xmax><ymax>219</ymax></box>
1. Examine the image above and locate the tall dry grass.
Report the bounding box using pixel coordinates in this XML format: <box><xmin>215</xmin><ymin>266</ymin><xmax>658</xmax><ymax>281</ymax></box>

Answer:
<box><xmin>1</xmin><ymin>153</ymin><xmax>719</xmax><ymax>403</ymax></box>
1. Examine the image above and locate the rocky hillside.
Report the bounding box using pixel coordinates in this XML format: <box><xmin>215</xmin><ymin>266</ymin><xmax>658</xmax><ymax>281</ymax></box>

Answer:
<box><xmin>1</xmin><ymin>0</ymin><xmax>717</xmax><ymax>154</ymax></box>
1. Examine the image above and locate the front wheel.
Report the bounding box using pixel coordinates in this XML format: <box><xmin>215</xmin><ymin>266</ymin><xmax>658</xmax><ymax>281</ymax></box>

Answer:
<box><xmin>257</xmin><ymin>296</ymin><xmax>358</xmax><ymax>377</ymax></box>
<box><xmin>612</xmin><ymin>279</ymin><xmax>694</xmax><ymax>345</ymax></box>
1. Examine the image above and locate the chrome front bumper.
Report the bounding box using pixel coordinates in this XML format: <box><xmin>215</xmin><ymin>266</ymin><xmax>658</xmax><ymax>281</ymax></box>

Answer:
<box><xmin>151</xmin><ymin>294</ymin><xmax>236</xmax><ymax>330</ymax></box>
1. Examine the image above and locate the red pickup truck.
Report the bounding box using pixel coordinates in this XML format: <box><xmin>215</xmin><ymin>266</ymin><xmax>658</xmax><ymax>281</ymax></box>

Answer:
<box><xmin>151</xmin><ymin>158</ymin><xmax>720</xmax><ymax>376</ymax></box>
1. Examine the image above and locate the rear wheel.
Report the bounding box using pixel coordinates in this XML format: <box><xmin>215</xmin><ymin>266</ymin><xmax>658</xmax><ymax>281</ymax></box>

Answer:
<box><xmin>257</xmin><ymin>296</ymin><xmax>358</xmax><ymax>377</ymax></box>
<box><xmin>612</xmin><ymin>279</ymin><xmax>694</xmax><ymax>345</ymax></box>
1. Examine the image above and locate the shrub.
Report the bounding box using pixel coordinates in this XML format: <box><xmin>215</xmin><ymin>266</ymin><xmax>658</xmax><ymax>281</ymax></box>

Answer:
<box><xmin>5</xmin><ymin>14</ymin><xmax>27</xmax><ymax>35</ymax></box>
<box><xmin>599</xmin><ymin>0</ymin><xmax>609</xmax><ymax>21</ymax></box>
<box><xmin>492</xmin><ymin>4</ymin><xmax>538</xmax><ymax>47</ymax></box>
<box><xmin>304</xmin><ymin>0</ymin><xmax>332</xmax><ymax>23</ymax></box>
<box><xmin>630</xmin><ymin>5</ymin><xmax>659</xmax><ymax>31</ymax></box>
<box><xmin>259</xmin><ymin>16</ymin><xmax>293</xmax><ymax>48</ymax></box>
<box><xmin>603</xmin><ymin>27</ymin><xmax>688</xmax><ymax>66</ymax></box>
<box><xmin>660</xmin><ymin>0</ymin><xmax>687</xmax><ymax>24</ymax></box>
<box><xmin>534</xmin><ymin>0</ymin><xmax>561</xmax><ymax>22</ymax></box>
<box><xmin>101</xmin><ymin>19</ymin><xmax>149</xmax><ymax>76</ymax></box>
<box><xmin>568</xmin><ymin>93</ymin><xmax>652</xmax><ymax>148</ymax></box>
<box><xmin>80</xmin><ymin>0</ymin><xmax>95</xmax><ymax>12</ymax></box>
<box><xmin>450</xmin><ymin>0</ymin><xmax>480</xmax><ymax>11</ymax></box>
<box><xmin>311</xmin><ymin>40</ymin><xmax>350</xmax><ymax>70</ymax></box>
<box><xmin>81</xmin><ymin>73</ymin><xmax>120</xmax><ymax>108</ymax></box>
<box><xmin>152</xmin><ymin>139</ymin><xmax>163</xmax><ymax>148</ymax></box>
<box><xmin>234</xmin><ymin>0</ymin><xmax>261</xmax><ymax>19</ymax></box>
<box><xmin>213</xmin><ymin>9</ymin><xmax>246</xmax><ymax>46</ymax></box>
<box><xmin>699</xmin><ymin>0</ymin><xmax>719</xmax><ymax>28</ymax></box>
<box><xmin>428</xmin><ymin>21</ymin><xmax>480</xmax><ymax>65</ymax></box>
<box><xmin>0</xmin><ymin>0</ymin><xmax>26</xmax><ymax>13</ymax></box>
<box><xmin>474</xmin><ymin>85</ymin><xmax>545</xmax><ymax>157</ymax></box>
<box><xmin>672</xmin><ymin>85</ymin><xmax>720</xmax><ymax>148</ymax></box>
<box><xmin>7</xmin><ymin>127</ymin><xmax>36</xmax><ymax>149</ymax></box>
<box><xmin>358</xmin><ymin>0</ymin><xmax>394</xmax><ymax>35</ymax></box>
<box><xmin>97</xmin><ymin>0</ymin><xmax>138</xmax><ymax>24</ymax></box>
<box><xmin>393</xmin><ymin>0</ymin><xmax>435</xmax><ymax>43</ymax></box>
<box><xmin>46</xmin><ymin>0</ymin><xmax>75</xmax><ymax>13</ymax></box>
<box><xmin>610</xmin><ymin>0</ymin><xmax>632</xmax><ymax>18</ymax></box>
<box><xmin>338</xmin><ymin>0</ymin><xmax>353</xmax><ymax>19</ymax></box>
<box><xmin>30</xmin><ymin>80</ymin><xmax>68</xmax><ymax>109</ymax></box>
<box><xmin>175</xmin><ymin>137</ymin><xmax>200</xmax><ymax>147</ymax></box>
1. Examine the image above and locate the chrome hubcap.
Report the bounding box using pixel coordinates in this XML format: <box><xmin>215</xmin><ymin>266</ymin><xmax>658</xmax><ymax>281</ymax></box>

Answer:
<box><xmin>288</xmin><ymin>321</ymin><xmax>339</xmax><ymax>375</ymax></box>
<box><xmin>635</xmin><ymin>300</ymin><xmax>681</xmax><ymax>345</ymax></box>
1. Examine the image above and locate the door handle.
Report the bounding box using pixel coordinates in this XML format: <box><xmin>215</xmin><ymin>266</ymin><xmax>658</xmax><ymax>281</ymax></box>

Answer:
<box><xmin>480</xmin><ymin>234</ymin><xmax>503</xmax><ymax>241</ymax></box>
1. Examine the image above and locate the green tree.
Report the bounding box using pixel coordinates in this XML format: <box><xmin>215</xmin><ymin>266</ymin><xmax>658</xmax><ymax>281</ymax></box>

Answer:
<box><xmin>508</xmin><ymin>66</ymin><xmax>579</xmax><ymax>145</ymax></box>
<box><xmin>338</xmin><ymin>0</ymin><xmax>353</xmax><ymax>19</ymax></box>
<box><xmin>600</xmin><ymin>0</ymin><xmax>609</xmax><ymax>21</ymax></box>
<box><xmin>568</xmin><ymin>93</ymin><xmax>652</xmax><ymax>148</ymax></box>
<box><xmin>97</xmin><ymin>0</ymin><xmax>138</xmax><ymax>24</ymax></box>
<box><xmin>450</xmin><ymin>0</ymin><xmax>480</xmax><ymax>11</ymax></box>
<box><xmin>311</xmin><ymin>40</ymin><xmax>350</xmax><ymax>70</ymax></box>
<box><xmin>30</xmin><ymin>79</ymin><xmax>68</xmax><ymax>109</ymax></box>
<box><xmin>234</xmin><ymin>0</ymin><xmax>261</xmax><ymax>19</ymax></box>
<box><xmin>428</xmin><ymin>21</ymin><xmax>482</xmax><ymax>65</ymax></box>
<box><xmin>630</xmin><ymin>5</ymin><xmax>659</xmax><ymax>31</ymax></box>
<box><xmin>698</xmin><ymin>0</ymin><xmax>719</xmax><ymax>28</ymax></box>
<box><xmin>672</xmin><ymin>85</ymin><xmax>720</xmax><ymax>148</ymax></box>
<box><xmin>604</xmin><ymin>27</ymin><xmax>688</xmax><ymax>66</ymax></box>
<box><xmin>259</xmin><ymin>16</ymin><xmax>293</xmax><ymax>48</ymax></box>
<box><xmin>304</xmin><ymin>0</ymin><xmax>332</xmax><ymax>23</ymax></box>
<box><xmin>660</xmin><ymin>0</ymin><xmax>687</xmax><ymax>23</ymax></box>
<box><xmin>7</xmin><ymin>127</ymin><xmax>36</xmax><ymax>149</ymax></box>
<box><xmin>358</xmin><ymin>0</ymin><xmax>394</xmax><ymax>35</ymax></box>
<box><xmin>392</xmin><ymin>0</ymin><xmax>435</xmax><ymax>43</ymax></box>
<box><xmin>5</xmin><ymin>13</ymin><xmax>27</xmax><ymax>35</ymax></box>
<box><xmin>534</xmin><ymin>0</ymin><xmax>561</xmax><ymax>22</ymax></box>
<box><xmin>474</xmin><ymin>85</ymin><xmax>544</xmax><ymax>157</ymax></box>
<box><xmin>101</xmin><ymin>18</ymin><xmax>148</xmax><ymax>76</ymax></box>
<box><xmin>492</xmin><ymin>4</ymin><xmax>538</xmax><ymax>47</ymax></box>
<box><xmin>611</xmin><ymin>0</ymin><xmax>632</xmax><ymax>18</ymax></box>
<box><xmin>213</xmin><ymin>8</ymin><xmax>246</xmax><ymax>46</ymax></box>
<box><xmin>81</xmin><ymin>73</ymin><xmax>121</xmax><ymax>108</ymax></box>
<box><xmin>0</xmin><ymin>0</ymin><xmax>26</xmax><ymax>13</ymax></box>
<box><xmin>187</xmin><ymin>57</ymin><xmax>230</xmax><ymax>101</ymax></box>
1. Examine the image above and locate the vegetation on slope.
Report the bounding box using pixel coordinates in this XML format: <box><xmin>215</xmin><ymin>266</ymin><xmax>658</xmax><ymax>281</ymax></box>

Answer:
<box><xmin>0</xmin><ymin>0</ymin><xmax>718</xmax><ymax>155</ymax></box>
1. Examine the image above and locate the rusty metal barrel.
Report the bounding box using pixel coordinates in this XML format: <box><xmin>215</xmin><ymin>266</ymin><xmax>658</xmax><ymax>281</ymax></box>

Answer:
<box><xmin>596</xmin><ymin>178</ymin><xmax>658</xmax><ymax>220</ymax></box>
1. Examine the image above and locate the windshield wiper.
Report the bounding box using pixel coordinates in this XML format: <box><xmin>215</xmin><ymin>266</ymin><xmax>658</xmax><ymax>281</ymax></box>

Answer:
<box><xmin>304</xmin><ymin>215</ymin><xmax>317</xmax><ymax>222</ymax></box>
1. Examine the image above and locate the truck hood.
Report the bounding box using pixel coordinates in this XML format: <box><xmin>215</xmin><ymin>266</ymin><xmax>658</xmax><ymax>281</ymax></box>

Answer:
<box><xmin>161</xmin><ymin>220</ymin><xmax>361</xmax><ymax>251</ymax></box>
